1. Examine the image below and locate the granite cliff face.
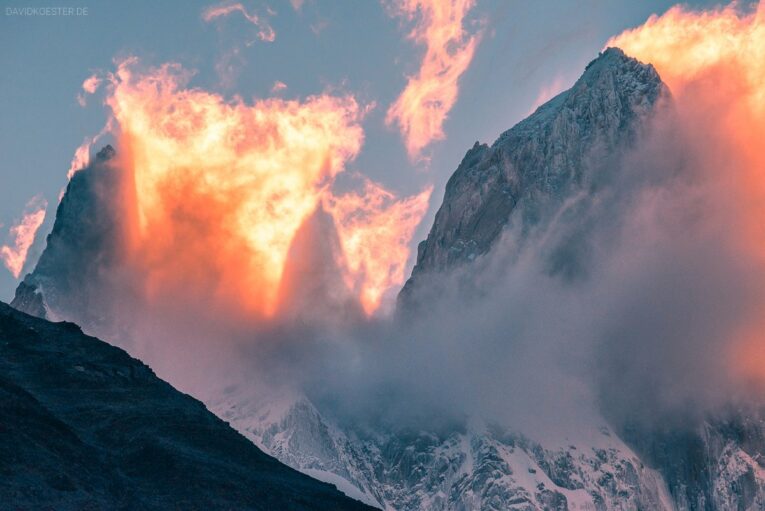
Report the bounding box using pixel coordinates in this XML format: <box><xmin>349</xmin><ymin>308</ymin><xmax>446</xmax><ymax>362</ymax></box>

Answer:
<box><xmin>0</xmin><ymin>301</ymin><xmax>375</xmax><ymax>511</ymax></box>
<box><xmin>401</xmin><ymin>47</ymin><xmax>666</xmax><ymax>301</ymax></box>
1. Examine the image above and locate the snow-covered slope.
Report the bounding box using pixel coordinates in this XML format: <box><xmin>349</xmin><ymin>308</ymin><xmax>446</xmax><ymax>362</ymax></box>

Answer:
<box><xmin>211</xmin><ymin>387</ymin><xmax>672</xmax><ymax>510</ymax></box>
<box><xmin>211</xmin><ymin>389</ymin><xmax>765</xmax><ymax>510</ymax></box>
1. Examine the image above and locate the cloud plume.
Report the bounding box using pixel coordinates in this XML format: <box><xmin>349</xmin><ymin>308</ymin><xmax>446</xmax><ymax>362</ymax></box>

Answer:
<box><xmin>99</xmin><ymin>57</ymin><xmax>429</xmax><ymax>318</ymax></box>
<box><xmin>385</xmin><ymin>0</ymin><xmax>481</xmax><ymax>160</ymax></box>
<box><xmin>325</xmin><ymin>178</ymin><xmax>432</xmax><ymax>314</ymax></box>
<box><xmin>608</xmin><ymin>0</ymin><xmax>765</xmax><ymax>392</ymax></box>
<box><xmin>202</xmin><ymin>2</ymin><xmax>276</xmax><ymax>42</ymax></box>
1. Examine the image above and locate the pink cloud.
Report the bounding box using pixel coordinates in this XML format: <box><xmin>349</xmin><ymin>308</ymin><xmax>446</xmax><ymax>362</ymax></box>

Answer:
<box><xmin>82</xmin><ymin>74</ymin><xmax>102</xmax><ymax>94</ymax></box>
<box><xmin>77</xmin><ymin>73</ymin><xmax>102</xmax><ymax>106</ymax></box>
<box><xmin>202</xmin><ymin>2</ymin><xmax>276</xmax><ymax>42</ymax></box>
<box><xmin>271</xmin><ymin>80</ymin><xmax>287</xmax><ymax>93</ymax></box>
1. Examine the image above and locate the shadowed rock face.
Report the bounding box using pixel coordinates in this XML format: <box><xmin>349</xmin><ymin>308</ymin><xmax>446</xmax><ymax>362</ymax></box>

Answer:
<box><xmin>0</xmin><ymin>302</ymin><xmax>376</xmax><ymax>511</ymax></box>
<box><xmin>12</xmin><ymin>145</ymin><xmax>127</xmax><ymax>328</ymax></box>
<box><xmin>400</xmin><ymin>48</ymin><xmax>667</xmax><ymax>303</ymax></box>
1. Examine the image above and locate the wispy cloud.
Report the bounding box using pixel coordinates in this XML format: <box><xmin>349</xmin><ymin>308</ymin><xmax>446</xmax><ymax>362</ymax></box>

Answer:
<box><xmin>270</xmin><ymin>80</ymin><xmax>287</xmax><ymax>93</ymax></box>
<box><xmin>202</xmin><ymin>2</ymin><xmax>276</xmax><ymax>42</ymax></box>
<box><xmin>385</xmin><ymin>0</ymin><xmax>482</xmax><ymax>161</ymax></box>
<box><xmin>310</xmin><ymin>18</ymin><xmax>329</xmax><ymax>35</ymax></box>
<box><xmin>77</xmin><ymin>73</ymin><xmax>102</xmax><ymax>106</ymax></box>
<box><xmin>325</xmin><ymin>176</ymin><xmax>432</xmax><ymax>314</ymax></box>
<box><xmin>82</xmin><ymin>74</ymin><xmax>102</xmax><ymax>94</ymax></box>
<box><xmin>66</xmin><ymin>118</ymin><xmax>113</xmax><ymax>180</ymax></box>
<box><xmin>1</xmin><ymin>196</ymin><xmax>47</xmax><ymax>279</ymax></box>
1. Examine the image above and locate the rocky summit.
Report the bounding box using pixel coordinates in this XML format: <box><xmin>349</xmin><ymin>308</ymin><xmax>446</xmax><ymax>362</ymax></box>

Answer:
<box><xmin>401</xmin><ymin>47</ymin><xmax>666</xmax><ymax>303</ymax></box>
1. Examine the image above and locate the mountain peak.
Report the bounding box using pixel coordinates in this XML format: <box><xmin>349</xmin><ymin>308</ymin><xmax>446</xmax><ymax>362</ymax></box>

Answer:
<box><xmin>400</xmin><ymin>49</ymin><xmax>668</xmax><ymax>302</ymax></box>
<box><xmin>578</xmin><ymin>47</ymin><xmax>659</xmax><ymax>95</ymax></box>
<box><xmin>586</xmin><ymin>46</ymin><xmax>628</xmax><ymax>69</ymax></box>
<box><xmin>508</xmin><ymin>46</ymin><xmax>663</xmax><ymax>141</ymax></box>
<box><xmin>11</xmin><ymin>143</ymin><xmax>128</xmax><ymax>329</ymax></box>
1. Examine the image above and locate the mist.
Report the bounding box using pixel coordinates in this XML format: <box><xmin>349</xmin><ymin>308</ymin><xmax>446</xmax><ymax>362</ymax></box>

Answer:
<box><xmin>27</xmin><ymin>10</ymin><xmax>765</xmax><ymax>445</ymax></box>
<box><xmin>108</xmin><ymin>91</ymin><xmax>765</xmax><ymax>444</ymax></box>
<box><xmin>294</xmin><ymin>103</ymin><xmax>765</xmax><ymax>438</ymax></box>
<box><xmin>47</xmin><ymin>94</ymin><xmax>761</xmax><ymax>448</ymax></box>
<box><xmin>241</xmin><ymin>85</ymin><xmax>765</xmax><ymax>444</ymax></box>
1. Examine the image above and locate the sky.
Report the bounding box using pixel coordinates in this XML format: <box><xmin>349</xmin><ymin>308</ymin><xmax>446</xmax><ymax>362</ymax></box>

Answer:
<box><xmin>0</xmin><ymin>0</ymin><xmax>721</xmax><ymax>302</ymax></box>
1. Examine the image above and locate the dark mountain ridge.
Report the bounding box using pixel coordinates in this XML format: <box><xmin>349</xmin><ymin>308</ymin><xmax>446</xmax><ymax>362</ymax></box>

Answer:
<box><xmin>0</xmin><ymin>301</ymin><xmax>375</xmax><ymax>510</ymax></box>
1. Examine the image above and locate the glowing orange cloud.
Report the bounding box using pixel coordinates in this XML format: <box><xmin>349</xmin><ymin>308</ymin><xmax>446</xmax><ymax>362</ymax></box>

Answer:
<box><xmin>608</xmin><ymin>3</ymin><xmax>765</xmax><ymax>95</ymax></box>
<box><xmin>107</xmin><ymin>58</ymin><xmax>362</xmax><ymax>314</ymax></box>
<box><xmin>385</xmin><ymin>0</ymin><xmax>481</xmax><ymax>160</ymax></box>
<box><xmin>202</xmin><ymin>2</ymin><xmax>276</xmax><ymax>42</ymax></box>
<box><xmin>609</xmin><ymin>1</ymin><xmax>765</xmax><ymax>383</ymax></box>
<box><xmin>608</xmin><ymin>2</ymin><xmax>765</xmax><ymax>251</ymax></box>
<box><xmin>1</xmin><ymin>196</ymin><xmax>47</xmax><ymax>279</ymax></box>
<box><xmin>327</xmin><ymin>179</ymin><xmax>432</xmax><ymax>314</ymax></box>
<box><xmin>103</xmin><ymin>58</ymin><xmax>429</xmax><ymax>316</ymax></box>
